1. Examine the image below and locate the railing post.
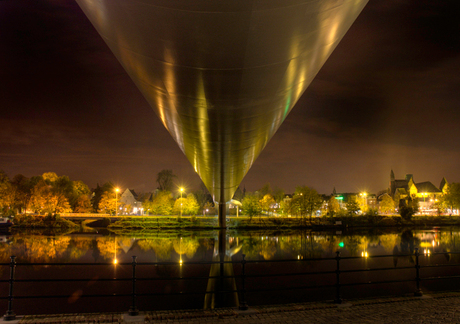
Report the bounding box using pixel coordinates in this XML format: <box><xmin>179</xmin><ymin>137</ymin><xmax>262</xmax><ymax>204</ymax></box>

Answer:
<box><xmin>334</xmin><ymin>251</ymin><xmax>342</xmax><ymax>304</ymax></box>
<box><xmin>128</xmin><ymin>256</ymin><xmax>139</xmax><ymax>316</ymax></box>
<box><xmin>414</xmin><ymin>248</ymin><xmax>423</xmax><ymax>296</ymax></box>
<box><xmin>238</xmin><ymin>254</ymin><xmax>248</xmax><ymax>310</ymax></box>
<box><xmin>3</xmin><ymin>256</ymin><xmax>17</xmax><ymax>321</ymax></box>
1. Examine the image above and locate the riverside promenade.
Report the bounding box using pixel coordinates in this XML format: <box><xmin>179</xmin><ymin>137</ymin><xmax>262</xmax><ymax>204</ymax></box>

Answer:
<box><xmin>2</xmin><ymin>292</ymin><xmax>460</xmax><ymax>324</ymax></box>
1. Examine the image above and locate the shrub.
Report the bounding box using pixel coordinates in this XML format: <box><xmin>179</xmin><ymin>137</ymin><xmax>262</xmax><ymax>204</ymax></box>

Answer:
<box><xmin>400</xmin><ymin>206</ymin><xmax>415</xmax><ymax>221</ymax></box>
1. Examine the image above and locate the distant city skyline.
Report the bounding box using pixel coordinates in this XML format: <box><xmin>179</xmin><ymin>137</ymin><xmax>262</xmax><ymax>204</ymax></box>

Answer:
<box><xmin>1</xmin><ymin>1</ymin><xmax>459</xmax><ymax>196</ymax></box>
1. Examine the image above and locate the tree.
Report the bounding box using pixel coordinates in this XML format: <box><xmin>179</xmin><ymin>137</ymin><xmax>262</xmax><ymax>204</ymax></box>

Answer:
<box><xmin>290</xmin><ymin>186</ymin><xmax>323</xmax><ymax>224</ymax></box>
<box><xmin>144</xmin><ymin>190</ymin><xmax>174</xmax><ymax>215</ymax></box>
<box><xmin>345</xmin><ymin>196</ymin><xmax>360</xmax><ymax>216</ymax></box>
<box><xmin>11</xmin><ymin>174</ymin><xmax>33</xmax><ymax>213</ymax></box>
<box><xmin>42</xmin><ymin>172</ymin><xmax>59</xmax><ymax>184</ymax></box>
<box><xmin>441</xmin><ymin>183</ymin><xmax>460</xmax><ymax>213</ymax></box>
<box><xmin>156</xmin><ymin>169</ymin><xmax>176</xmax><ymax>192</ymax></box>
<box><xmin>193</xmin><ymin>182</ymin><xmax>213</xmax><ymax>210</ymax></box>
<box><xmin>0</xmin><ymin>173</ymin><xmax>16</xmax><ymax>215</ymax></box>
<box><xmin>98</xmin><ymin>191</ymin><xmax>121</xmax><ymax>215</ymax></box>
<box><xmin>28</xmin><ymin>180</ymin><xmax>72</xmax><ymax>214</ymax></box>
<box><xmin>203</xmin><ymin>201</ymin><xmax>215</xmax><ymax>216</ymax></box>
<box><xmin>74</xmin><ymin>195</ymin><xmax>93</xmax><ymax>213</ymax></box>
<box><xmin>91</xmin><ymin>182</ymin><xmax>114</xmax><ymax>212</ymax></box>
<box><xmin>259</xmin><ymin>194</ymin><xmax>275</xmax><ymax>215</ymax></box>
<box><xmin>326</xmin><ymin>196</ymin><xmax>341</xmax><ymax>217</ymax></box>
<box><xmin>279</xmin><ymin>199</ymin><xmax>290</xmax><ymax>216</ymax></box>
<box><xmin>173</xmin><ymin>197</ymin><xmax>187</xmax><ymax>216</ymax></box>
<box><xmin>273</xmin><ymin>188</ymin><xmax>285</xmax><ymax>205</ymax></box>
<box><xmin>242</xmin><ymin>193</ymin><xmax>262</xmax><ymax>219</ymax></box>
<box><xmin>184</xmin><ymin>194</ymin><xmax>200</xmax><ymax>216</ymax></box>
<box><xmin>399</xmin><ymin>197</ymin><xmax>418</xmax><ymax>221</ymax></box>
<box><xmin>380</xmin><ymin>195</ymin><xmax>395</xmax><ymax>214</ymax></box>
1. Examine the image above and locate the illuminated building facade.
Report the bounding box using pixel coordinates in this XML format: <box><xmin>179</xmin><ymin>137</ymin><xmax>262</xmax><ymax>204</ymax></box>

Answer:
<box><xmin>390</xmin><ymin>170</ymin><xmax>448</xmax><ymax>212</ymax></box>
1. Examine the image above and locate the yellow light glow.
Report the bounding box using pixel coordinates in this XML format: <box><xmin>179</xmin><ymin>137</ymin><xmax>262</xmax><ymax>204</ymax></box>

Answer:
<box><xmin>113</xmin><ymin>258</ymin><xmax>118</xmax><ymax>265</ymax></box>
<box><xmin>115</xmin><ymin>188</ymin><xmax>119</xmax><ymax>192</ymax></box>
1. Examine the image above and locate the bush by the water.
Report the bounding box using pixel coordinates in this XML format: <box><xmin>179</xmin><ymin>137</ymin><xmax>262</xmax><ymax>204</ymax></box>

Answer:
<box><xmin>13</xmin><ymin>214</ymin><xmax>78</xmax><ymax>228</ymax></box>
<box><xmin>399</xmin><ymin>206</ymin><xmax>415</xmax><ymax>221</ymax></box>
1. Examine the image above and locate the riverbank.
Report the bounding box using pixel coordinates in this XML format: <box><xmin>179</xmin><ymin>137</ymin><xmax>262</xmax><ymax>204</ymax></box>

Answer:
<box><xmin>107</xmin><ymin>215</ymin><xmax>460</xmax><ymax>230</ymax></box>
<box><xmin>11</xmin><ymin>214</ymin><xmax>78</xmax><ymax>229</ymax></box>
<box><xmin>8</xmin><ymin>214</ymin><xmax>460</xmax><ymax>231</ymax></box>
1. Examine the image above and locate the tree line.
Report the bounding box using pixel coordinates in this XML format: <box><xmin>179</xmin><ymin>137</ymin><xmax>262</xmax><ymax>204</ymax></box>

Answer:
<box><xmin>1</xmin><ymin>168</ymin><xmax>459</xmax><ymax>218</ymax></box>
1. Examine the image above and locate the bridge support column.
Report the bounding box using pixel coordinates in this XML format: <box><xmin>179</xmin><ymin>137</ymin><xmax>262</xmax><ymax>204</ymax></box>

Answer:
<box><xmin>218</xmin><ymin>202</ymin><xmax>226</xmax><ymax>229</ymax></box>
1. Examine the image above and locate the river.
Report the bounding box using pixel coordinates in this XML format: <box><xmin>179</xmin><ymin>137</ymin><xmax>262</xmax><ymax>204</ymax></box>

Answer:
<box><xmin>1</xmin><ymin>226</ymin><xmax>460</xmax><ymax>315</ymax></box>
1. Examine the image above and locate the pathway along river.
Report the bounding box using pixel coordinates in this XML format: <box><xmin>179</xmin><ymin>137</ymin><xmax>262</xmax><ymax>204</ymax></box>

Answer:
<box><xmin>1</xmin><ymin>227</ymin><xmax>460</xmax><ymax>315</ymax></box>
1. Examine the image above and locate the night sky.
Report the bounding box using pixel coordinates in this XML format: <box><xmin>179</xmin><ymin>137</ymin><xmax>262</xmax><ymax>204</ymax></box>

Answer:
<box><xmin>1</xmin><ymin>0</ymin><xmax>459</xmax><ymax>195</ymax></box>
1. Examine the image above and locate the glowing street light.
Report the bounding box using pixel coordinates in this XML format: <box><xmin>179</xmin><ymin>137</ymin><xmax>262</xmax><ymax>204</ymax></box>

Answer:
<box><xmin>360</xmin><ymin>192</ymin><xmax>367</xmax><ymax>212</ymax></box>
<box><xmin>115</xmin><ymin>188</ymin><xmax>119</xmax><ymax>216</ymax></box>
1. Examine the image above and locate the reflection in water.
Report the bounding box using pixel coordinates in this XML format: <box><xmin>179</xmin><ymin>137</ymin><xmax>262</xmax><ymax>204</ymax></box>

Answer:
<box><xmin>3</xmin><ymin>229</ymin><xmax>460</xmax><ymax>264</ymax></box>
<box><xmin>2</xmin><ymin>228</ymin><xmax>460</xmax><ymax>311</ymax></box>
<box><xmin>204</xmin><ymin>230</ymin><xmax>241</xmax><ymax>309</ymax></box>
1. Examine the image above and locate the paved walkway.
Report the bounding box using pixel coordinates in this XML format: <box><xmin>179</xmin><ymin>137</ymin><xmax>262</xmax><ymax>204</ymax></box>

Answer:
<box><xmin>3</xmin><ymin>292</ymin><xmax>460</xmax><ymax>323</ymax></box>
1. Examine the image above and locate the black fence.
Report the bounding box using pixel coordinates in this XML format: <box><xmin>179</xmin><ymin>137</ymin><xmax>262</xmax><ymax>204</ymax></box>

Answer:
<box><xmin>1</xmin><ymin>247</ymin><xmax>460</xmax><ymax>321</ymax></box>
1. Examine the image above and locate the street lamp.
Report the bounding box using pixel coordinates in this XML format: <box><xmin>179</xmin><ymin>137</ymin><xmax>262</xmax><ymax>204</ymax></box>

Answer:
<box><xmin>115</xmin><ymin>188</ymin><xmax>119</xmax><ymax>216</ymax></box>
<box><xmin>360</xmin><ymin>192</ymin><xmax>367</xmax><ymax>212</ymax></box>
<box><xmin>180</xmin><ymin>187</ymin><xmax>184</xmax><ymax>218</ymax></box>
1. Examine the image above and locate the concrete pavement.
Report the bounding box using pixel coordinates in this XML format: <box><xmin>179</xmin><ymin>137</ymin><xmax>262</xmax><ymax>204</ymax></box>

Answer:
<box><xmin>3</xmin><ymin>292</ymin><xmax>460</xmax><ymax>323</ymax></box>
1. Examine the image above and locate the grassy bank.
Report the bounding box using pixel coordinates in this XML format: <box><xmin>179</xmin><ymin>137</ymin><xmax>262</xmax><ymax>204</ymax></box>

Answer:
<box><xmin>107</xmin><ymin>215</ymin><xmax>460</xmax><ymax>232</ymax></box>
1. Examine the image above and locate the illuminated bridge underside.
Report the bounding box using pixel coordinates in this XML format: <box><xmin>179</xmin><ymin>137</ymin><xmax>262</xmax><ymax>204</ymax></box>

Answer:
<box><xmin>76</xmin><ymin>0</ymin><xmax>368</xmax><ymax>203</ymax></box>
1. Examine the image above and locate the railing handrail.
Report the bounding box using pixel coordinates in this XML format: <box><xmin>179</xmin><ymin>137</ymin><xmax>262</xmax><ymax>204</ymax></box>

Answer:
<box><xmin>2</xmin><ymin>248</ymin><xmax>460</xmax><ymax>321</ymax></box>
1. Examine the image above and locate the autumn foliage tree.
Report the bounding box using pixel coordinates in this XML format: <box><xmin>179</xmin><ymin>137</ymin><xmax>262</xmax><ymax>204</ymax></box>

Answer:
<box><xmin>144</xmin><ymin>190</ymin><xmax>174</xmax><ymax>215</ymax></box>
<box><xmin>98</xmin><ymin>191</ymin><xmax>121</xmax><ymax>215</ymax></box>
<box><xmin>28</xmin><ymin>179</ymin><xmax>72</xmax><ymax>214</ymax></box>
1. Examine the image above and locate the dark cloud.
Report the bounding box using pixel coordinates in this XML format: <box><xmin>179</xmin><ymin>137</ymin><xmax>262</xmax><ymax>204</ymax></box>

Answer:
<box><xmin>1</xmin><ymin>0</ymin><xmax>459</xmax><ymax>195</ymax></box>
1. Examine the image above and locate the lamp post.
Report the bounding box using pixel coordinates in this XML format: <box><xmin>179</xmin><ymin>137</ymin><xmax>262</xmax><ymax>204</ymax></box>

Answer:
<box><xmin>360</xmin><ymin>192</ymin><xmax>367</xmax><ymax>212</ymax></box>
<box><xmin>115</xmin><ymin>188</ymin><xmax>119</xmax><ymax>216</ymax></box>
<box><xmin>180</xmin><ymin>187</ymin><xmax>184</xmax><ymax>218</ymax></box>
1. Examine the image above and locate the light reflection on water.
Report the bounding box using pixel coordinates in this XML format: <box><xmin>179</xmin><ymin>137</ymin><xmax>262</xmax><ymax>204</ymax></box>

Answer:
<box><xmin>1</xmin><ymin>228</ymin><xmax>460</xmax><ymax>264</ymax></box>
<box><xmin>2</xmin><ymin>227</ymin><xmax>460</xmax><ymax>314</ymax></box>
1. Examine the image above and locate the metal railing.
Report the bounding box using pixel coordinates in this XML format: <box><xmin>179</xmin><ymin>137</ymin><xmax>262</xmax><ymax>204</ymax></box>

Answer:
<box><xmin>2</xmin><ymin>247</ymin><xmax>460</xmax><ymax>321</ymax></box>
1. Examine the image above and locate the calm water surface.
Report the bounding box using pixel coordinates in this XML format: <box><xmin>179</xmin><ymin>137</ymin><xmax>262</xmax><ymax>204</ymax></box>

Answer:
<box><xmin>1</xmin><ymin>227</ymin><xmax>460</xmax><ymax>314</ymax></box>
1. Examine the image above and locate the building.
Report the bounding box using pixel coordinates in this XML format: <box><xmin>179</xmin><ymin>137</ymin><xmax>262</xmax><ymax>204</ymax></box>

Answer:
<box><xmin>389</xmin><ymin>170</ymin><xmax>448</xmax><ymax>213</ymax></box>
<box><xmin>120</xmin><ymin>189</ymin><xmax>144</xmax><ymax>215</ymax></box>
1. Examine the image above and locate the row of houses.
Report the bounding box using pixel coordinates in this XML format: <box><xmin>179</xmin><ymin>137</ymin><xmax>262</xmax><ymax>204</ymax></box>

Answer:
<box><xmin>119</xmin><ymin>170</ymin><xmax>453</xmax><ymax>216</ymax></box>
<box><xmin>331</xmin><ymin>170</ymin><xmax>450</xmax><ymax>214</ymax></box>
